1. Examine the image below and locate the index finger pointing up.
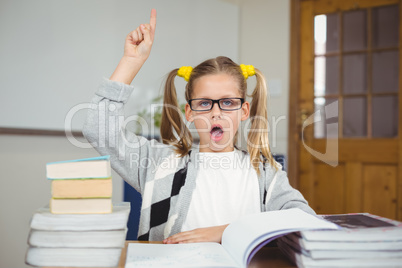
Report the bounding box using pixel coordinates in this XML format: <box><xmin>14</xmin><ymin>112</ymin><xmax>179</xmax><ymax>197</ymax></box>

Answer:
<box><xmin>150</xmin><ymin>9</ymin><xmax>157</xmax><ymax>31</ymax></box>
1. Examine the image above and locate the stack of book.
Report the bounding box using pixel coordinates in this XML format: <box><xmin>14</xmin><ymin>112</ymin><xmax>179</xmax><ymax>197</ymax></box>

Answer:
<box><xmin>47</xmin><ymin>155</ymin><xmax>113</xmax><ymax>214</ymax></box>
<box><xmin>278</xmin><ymin>213</ymin><xmax>402</xmax><ymax>267</ymax></box>
<box><xmin>25</xmin><ymin>155</ymin><xmax>131</xmax><ymax>267</ymax></box>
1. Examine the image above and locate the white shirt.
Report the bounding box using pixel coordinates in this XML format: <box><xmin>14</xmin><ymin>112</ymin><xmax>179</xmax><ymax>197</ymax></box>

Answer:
<box><xmin>181</xmin><ymin>150</ymin><xmax>261</xmax><ymax>232</ymax></box>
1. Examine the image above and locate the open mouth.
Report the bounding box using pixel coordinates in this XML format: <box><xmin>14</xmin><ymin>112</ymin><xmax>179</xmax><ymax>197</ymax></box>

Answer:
<box><xmin>210</xmin><ymin>124</ymin><xmax>224</xmax><ymax>142</ymax></box>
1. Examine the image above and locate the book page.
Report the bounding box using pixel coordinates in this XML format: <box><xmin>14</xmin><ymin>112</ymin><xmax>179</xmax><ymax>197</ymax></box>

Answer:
<box><xmin>221</xmin><ymin>208</ymin><xmax>339</xmax><ymax>267</ymax></box>
<box><xmin>125</xmin><ymin>242</ymin><xmax>238</xmax><ymax>268</ymax></box>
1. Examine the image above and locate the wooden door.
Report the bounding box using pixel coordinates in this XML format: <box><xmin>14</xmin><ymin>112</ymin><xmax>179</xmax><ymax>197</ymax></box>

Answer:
<box><xmin>288</xmin><ymin>0</ymin><xmax>402</xmax><ymax>220</ymax></box>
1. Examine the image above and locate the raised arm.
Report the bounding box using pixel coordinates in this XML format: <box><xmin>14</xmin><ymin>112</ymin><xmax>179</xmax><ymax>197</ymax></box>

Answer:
<box><xmin>83</xmin><ymin>9</ymin><xmax>161</xmax><ymax>194</ymax></box>
<box><xmin>110</xmin><ymin>9</ymin><xmax>157</xmax><ymax>84</ymax></box>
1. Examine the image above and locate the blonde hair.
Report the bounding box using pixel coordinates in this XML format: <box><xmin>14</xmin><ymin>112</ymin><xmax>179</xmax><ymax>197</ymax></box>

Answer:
<box><xmin>160</xmin><ymin>56</ymin><xmax>276</xmax><ymax>175</ymax></box>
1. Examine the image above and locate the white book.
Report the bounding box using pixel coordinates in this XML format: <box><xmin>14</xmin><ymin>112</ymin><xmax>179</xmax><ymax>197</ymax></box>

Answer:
<box><xmin>46</xmin><ymin>155</ymin><xmax>111</xmax><ymax>179</ymax></box>
<box><xmin>299</xmin><ymin>213</ymin><xmax>402</xmax><ymax>242</ymax></box>
<box><xmin>278</xmin><ymin>240</ymin><xmax>402</xmax><ymax>268</ymax></box>
<box><xmin>30</xmin><ymin>202</ymin><xmax>130</xmax><ymax>231</ymax></box>
<box><xmin>28</xmin><ymin>229</ymin><xmax>127</xmax><ymax>248</ymax></box>
<box><xmin>285</xmin><ymin>232</ymin><xmax>402</xmax><ymax>250</ymax></box>
<box><xmin>278</xmin><ymin>236</ymin><xmax>402</xmax><ymax>260</ymax></box>
<box><xmin>125</xmin><ymin>208</ymin><xmax>339</xmax><ymax>268</ymax></box>
<box><xmin>292</xmin><ymin>255</ymin><xmax>402</xmax><ymax>268</ymax></box>
<box><xmin>25</xmin><ymin>247</ymin><xmax>122</xmax><ymax>267</ymax></box>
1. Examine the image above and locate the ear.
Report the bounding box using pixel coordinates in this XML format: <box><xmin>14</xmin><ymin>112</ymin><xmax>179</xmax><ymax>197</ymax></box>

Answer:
<box><xmin>240</xmin><ymin>101</ymin><xmax>250</xmax><ymax>121</ymax></box>
<box><xmin>185</xmin><ymin>103</ymin><xmax>194</xmax><ymax>122</ymax></box>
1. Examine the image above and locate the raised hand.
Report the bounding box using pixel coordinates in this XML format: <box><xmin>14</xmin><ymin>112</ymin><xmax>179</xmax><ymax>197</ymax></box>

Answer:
<box><xmin>110</xmin><ymin>9</ymin><xmax>157</xmax><ymax>84</ymax></box>
<box><xmin>124</xmin><ymin>9</ymin><xmax>157</xmax><ymax>61</ymax></box>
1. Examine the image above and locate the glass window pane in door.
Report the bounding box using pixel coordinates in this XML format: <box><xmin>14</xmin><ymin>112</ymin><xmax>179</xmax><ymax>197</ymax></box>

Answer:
<box><xmin>372</xmin><ymin>51</ymin><xmax>399</xmax><ymax>93</ymax></box>
<box><xmin>315</xmin><ymin>56</ymin><xmax>339</xmax><ymax>96</ymax></box>
<box><xmin>372</xmin><ymin>96</ymin><xmax>398</xmax><ymax>137</ymax></box>
<box><xmin>343</xmin><ymin>54</ymin><xmax>367</xmax><ymax>94</ymax></box>
<box><xmin>315</xmin><ymin>13</ymin><xmax>339</xmax><ymax>55</ymax></box>
<box><xmin>343</xmin><ymin>97</ymin><xmax>367</xmax><ymax>137</ymax></box>
<box><xmin>314</xmin><ymin>98</ymin><xmax>338</xmax><ymax>138</ymax></box>
<box><xmin>343</xmin><ymin>10</ymin><xmax>367</xmax><ymax>52</ymax></box>
<box><xmin>315</xmin><ymin>57</ymin><xmax>325</xmax><ymax>96</ymax></box>
<box><xmin>315</xmin><ymin>15</ymin><xmax>327</xmax><ymax>55</ymax></box>
<box><xmin>326</xmin><ymin>13</ymin><xmax>339</xmax><ymax>52</ymax></box>
<box><xmin>372</xmin><ymin>5</ymin><xmax>399</xmax><ymax>48</ymax></box>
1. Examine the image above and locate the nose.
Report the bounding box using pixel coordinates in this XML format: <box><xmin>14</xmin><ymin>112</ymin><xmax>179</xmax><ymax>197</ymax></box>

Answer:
<box><xmin>211</xmin><ymin>102</ymin><xmax>222</xmax><ymax>118</ymax></box>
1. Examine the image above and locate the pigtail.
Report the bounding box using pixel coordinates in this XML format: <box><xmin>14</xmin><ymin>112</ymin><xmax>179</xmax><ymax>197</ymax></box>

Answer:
<box><xmin>160</xmin><ymin>69</ymin><xmax>193</xmax><ymax>157</ymax></box>
<box><xmin>247</xmin><ymin>68</ymin><xmax>277</xmax><ymax>175</ymax></box>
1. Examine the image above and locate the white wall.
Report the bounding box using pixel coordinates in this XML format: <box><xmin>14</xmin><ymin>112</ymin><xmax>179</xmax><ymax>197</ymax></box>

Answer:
<box><xmin>0</xmin><ymin>135</ymin><xmax>123</xmax><ymax>268</ymax></box>
<box><xmin>0</xmin><ymin>1</ymin><xmax>239</xmax><ymax>267</ymax></box>
<box><xmin>238</xmin><ymin>0</ymin><xmax>290</xmax><ymax>157</ymax></box>
<box><xmin>0</xmin><ymin>0</ymin><xmax>239</xmax><ymax>131</ymax></box>
<box><xmin>0</xmin><ymin>1</ymin><xmax>291</xmax><ymax>267</ymax></box>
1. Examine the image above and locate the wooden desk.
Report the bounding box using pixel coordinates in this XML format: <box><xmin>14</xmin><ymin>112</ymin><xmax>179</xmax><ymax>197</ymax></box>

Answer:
<box><xmin>117</xmin><ymin>241</ymin><xmax>296</xmax><ymax>268</ymax></box>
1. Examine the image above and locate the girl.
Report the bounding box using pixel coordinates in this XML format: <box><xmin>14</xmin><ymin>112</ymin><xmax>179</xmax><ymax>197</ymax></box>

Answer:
<box><xmin>83</xmin><ymin>9</ymin><xmax>314</xmax><ymax>244</ymax></box>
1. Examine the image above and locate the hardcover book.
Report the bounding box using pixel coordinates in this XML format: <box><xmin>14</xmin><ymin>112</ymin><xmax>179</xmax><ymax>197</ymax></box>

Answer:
<box><xmin>28</xmin><ymin>229</ymin><xmax>127</xmax><ymax>248</ymax></box>
<box><xmin>278</xmin><ymin>212</ymin><xmax>402</xmax><ymax>267</ymax></box>
<box><xmin>30</xmin><ymin>202</ymin><xmax>130</xmax><ymax>231</ymax></box>
<box><xmin>298</xmin><ymin>213</ymin><xmax>402</xmax><ymax>241</ymax></box>
<box><xmin>51</xmin><ymin>178</ymin><xmax>112</xmax><ymax>198</ymax></box>
<box><xmin>26</xmin><ymin>203</ymin><xmax>130</xmax><ymax>267</ymax></box>
<box><xmin>50</xmin><ymin>198</ymin><xmax>112</xmax><ymax>214</ymax></box>
<box><xmin>46</xmin><ymin>155</ymin><xmax>111</xmax><ymax>179</ymax></box>
<box><xmin>26</xmin><ymin>247</ymin><xmax>123</xmax><ymax>267</ymax></box>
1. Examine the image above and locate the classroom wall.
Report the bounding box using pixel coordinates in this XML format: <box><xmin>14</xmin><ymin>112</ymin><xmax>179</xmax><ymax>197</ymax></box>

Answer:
<box><xmin>0</xmin><ymin>0</ymin><xmax>239</xmax><ymax>131</ymax></box>
<box><xmin>0</xmin><ymin>135</ymin><xmax>121</xmax><ymax>268</ymax></box>
<box><xmin>0</xmin><ymin>1</ymin><xmax>291</xmax><ymax>267</ymax></box>
<box><xmin>238</xmin><ymin>0</ymin><xmax>291</xmax><ymax>157</ymax></box>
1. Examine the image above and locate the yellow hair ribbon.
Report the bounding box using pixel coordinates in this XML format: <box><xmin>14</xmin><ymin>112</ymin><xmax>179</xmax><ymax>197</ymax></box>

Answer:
<box><xmin>240</xmin><ymin>64</ymin><xmax>256</xmax><ymax>79</ymax></box>
<box><xmin>177</xmin><ymin>66</ymin><xmax>193</xmax><ymax>82</ymax></box>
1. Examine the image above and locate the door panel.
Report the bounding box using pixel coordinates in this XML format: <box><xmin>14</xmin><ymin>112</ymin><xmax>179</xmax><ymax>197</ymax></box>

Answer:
<box><xmin>314</xmin><ymin>163</ymin><xmax>345</xmax><ymax>214</ymax></box>
<box><xmin>291</xmin><ymin>0</ymin><xmax>402</xmax><ymax>220</ymax></box>
<box><xmin>363</xmin><ymin>165</ymin><xmax>397</xmax><ymax>218</ymax></box>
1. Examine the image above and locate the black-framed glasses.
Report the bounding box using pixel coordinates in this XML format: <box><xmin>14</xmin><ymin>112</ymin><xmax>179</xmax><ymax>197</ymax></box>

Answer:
<box><xmin>188</xmin><ymin>98</ymin><xmax>244</xmax><ymax>111</ymax></box>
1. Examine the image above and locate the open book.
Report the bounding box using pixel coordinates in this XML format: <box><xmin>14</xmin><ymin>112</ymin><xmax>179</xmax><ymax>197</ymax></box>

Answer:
<box><xmin>125</xmin><ymin>208</ymin><xmax>339</xmax><ymax>268</ymax></box>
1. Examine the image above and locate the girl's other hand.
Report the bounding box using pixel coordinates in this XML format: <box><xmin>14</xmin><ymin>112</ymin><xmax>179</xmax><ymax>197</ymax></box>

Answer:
<box><xmin>124</xmin><ymin>9</ymin><xmax>157</xmax><ymax>61</ymax></box>
<box><xmin>162</xmin><ymin>225</ymin><xmax>229</xmax><ymax>244</ymax></box>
